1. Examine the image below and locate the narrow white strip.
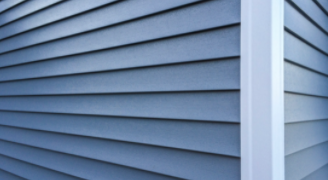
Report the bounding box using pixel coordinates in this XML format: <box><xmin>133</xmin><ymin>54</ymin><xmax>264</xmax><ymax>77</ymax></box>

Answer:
<box><xmin>241</xmin><ymin>0</ymin><xmax>284</xmax><ymax>180</ymax></box>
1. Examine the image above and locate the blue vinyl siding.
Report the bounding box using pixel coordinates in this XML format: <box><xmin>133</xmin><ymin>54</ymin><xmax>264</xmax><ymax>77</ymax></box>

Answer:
<box><xmin>0</xmin><ymin>0</ymin><xmax>241</xmax><ymax>179</ymax></box>
<box><xmin>303</xmin><ymin>164</ymin><xmax>328</xmax><ymax>180</ymax></box>
<box><xmin>0</xmin><ymin>0</ymin><xmax>24</xmax><ymax>14</ymax></box>
<box><xmin>285</xmin><ymin>0</ymin><xmax>328</xmax><ymax>179</ymax></box>
<box><xmin>0</xmin><ymin>0</ymin><xmax>61</xmax><ymax>27</ymax></box>
<box><xmin>0</xmin><ymin>169</ymin><xmax>25</xmax><ymax>180</ymax></box>
<box><xmin>314</xmin><ymin>0</ymin><xmax>328</xmax><ymax>16</ymax></box>
<box><xmin>0</xmin><ymin>154</ymin><xmax>80</xmax><ymax>180</ymax></box>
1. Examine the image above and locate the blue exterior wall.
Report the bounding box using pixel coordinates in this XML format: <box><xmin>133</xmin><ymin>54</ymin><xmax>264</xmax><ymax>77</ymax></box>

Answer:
<box><xmin>285</xmin><ymin>0</ymin><xmax>328</xmax><ymax>179</ymax></box>
<box><xmin>0</xmin><ymin>0</ymin><xmax>241</xmax><ymax>179</ymax></box>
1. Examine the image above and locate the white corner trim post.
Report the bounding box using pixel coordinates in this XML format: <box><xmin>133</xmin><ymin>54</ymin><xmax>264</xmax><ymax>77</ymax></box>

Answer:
<box><xmin>241</xmin><ymin>0</ymin><xmax>284</xmax><ymax>180</ymax></box>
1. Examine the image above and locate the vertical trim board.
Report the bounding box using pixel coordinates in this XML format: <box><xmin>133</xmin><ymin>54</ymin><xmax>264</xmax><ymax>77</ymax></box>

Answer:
<box><xmin>241</xmin><ymin>0</ymin><xmax>285</xmax><ymax>180</ymax></box>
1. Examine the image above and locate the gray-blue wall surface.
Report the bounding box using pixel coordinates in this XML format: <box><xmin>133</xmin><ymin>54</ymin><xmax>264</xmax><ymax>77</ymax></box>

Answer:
<box><xmin>0</xmin><ymin>0</ymin><xmax>241</xmax><ymax>179</ymax></box>
<box><xmin>285</xmin><ymin>0</ymin><xmax>328</xmax><ymax>179</ymax></box>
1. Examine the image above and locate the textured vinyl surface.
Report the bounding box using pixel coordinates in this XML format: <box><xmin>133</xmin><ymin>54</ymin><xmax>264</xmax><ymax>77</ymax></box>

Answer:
<box><xmin>284</xmin><ymin>0</ymin><xmax>328</xmax><ymax>179</ymax></box>
<box><xmin>285</xmin><ymin>119</ymin><xmax>328</xmax><ymax>155</ymax></box>
<box><xmin>0</xmin><ymin>0</ymin><xmax>241</xmax><ymax>179</ymax></box>
<box><xmin>285</xmin><ymin>93</ymin><xmax>328</xmax><ymax>123</ymax></box>
<box><xmin>0</xmin><ymin>29</ymin><xmax>239</xmax><ymax>82</ymax></box>
<box><xmin>0</xmin><ymin>140</ymin><xmax>179</xmax><ymax>180</ymax></box>
<box><xmin>285</xmin><ymin>61</ymin><xmax>328</xmax><ymax>98</ymax></box>
<box><xmin>289</xmin><ymin>0</ymin><xmax>328</xmax><ymax>33</ymax></box>
<box><xmin>0</xmin><ymin>92</ymin><xmax>240</xmax><ymax>122</ymax></box>
<box><xmin>285</xmin><ymin>1</ymin><xmax>328</xmax><ymax>54</ymax></box>
<box><xmin>0</xmin><ymin>111</ymin><xmax>240</xmax><ymax>156</ymax></box>
<box><xmin>285</xmin><ymin>31</ymin><xmax>328</xmax><ymax>76</ymax></box>
<box><xmin>315</xmin><ymin>0</ymin><xmax>328</xmax><ymax>14</ymax></box>
<box><xmin>0</xmin><ymin>154</ymin><xmax>81</xmax><ymax>180</ymax></box>
<box><xmin>0</xmin><ymin>0</ymin><xmax>117</xmax><ymax>40</ymax></box>
<box><xmin>0</xmin><ymin>1</ymin><xmax>240</xmax><ymax>68</ymax></box>
<box><xmin>0</xmin><ymin>0</ymin><xmax>24</xmax><ymax>14</ymax></box>
<box><xmin>286</xmin><ymin>142</ymin><xmax>328</xmax><ymax>180</ymax></box>
<box><xmin>0</xmin><ymin>169</ymin><xmax>25</xmax><ymax>180</ymax></box>
<box><xmin>0</xmin><ymin>126</ymin><xmax>240</xmax><ymax>180</ymax></box>
<box><xmin>303</xmin><ymin>164</ymin><xmax>328</xmax><ymax>180</ymax></box>
<box><xmin>0</xmin><ymin>0</ymin><xmax>61</xmax><ymax>27</ymax></box>
<box><xmin>0</xmin><ymin>0</ymin><xmax>204</xmax><ymax>53</ymax></box>
<box><xmin>0</xmin><ymin>59</ymin><xmax>240</xmax><ymax>95</ymax></box>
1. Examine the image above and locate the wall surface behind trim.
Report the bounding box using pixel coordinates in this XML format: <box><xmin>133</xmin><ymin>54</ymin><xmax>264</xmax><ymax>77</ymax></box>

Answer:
<box><xmin>0</xmin><ymin>0</ymin><xmax>241</xmax><ymax>179</ymax></box>
<box><xmin>284</xmin><ymin>0</ymin><xmax>328</xmax><ymax>179</ymax></box>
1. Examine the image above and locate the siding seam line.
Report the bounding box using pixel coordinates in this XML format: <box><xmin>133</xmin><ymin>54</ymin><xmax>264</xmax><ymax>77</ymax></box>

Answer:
<box><xmin>0</xmin><ymin>0</ymin><xmax>26</xmax><ymax>15</ymax></box>
<box><xmin>285</xmin><ymin>140</ymin><xmax>328</xmax><ymax>157</ymax></box>
<box><xmin>0</xmin><ymin>0</ymin><xmax>204</xmax><ymax>43</ymax></box>
<box><xmin>0</xmin><ymin>0</ymin><xmax>121</xmax><ymax>41</ymax></box>
<box><xmin>284</xmin><ymin>28</ymin><xmax>328</xmax><ymax>56</ymax></box>
<box><xmin>0</xmin><ymin>0</ymin><xmax>64</xmax><ymax>28</ymax></box>
<box><xmin>0</xmin><ymin>139</ymin><xmax>190</xmax><ymax>180</ymax></box>
<box><xmin>0</xmin><ymin>56</ymin><xmax>240</xmax><ymax>83</ymax></box>
<box><xmin>286</xmin><ymin>0</ymin><xmax>328</xmax><ymax>35</ymax></box>
<box><xmin>0</xmin><ymin>23</ymin><xmax>240</xmax><ymax>69</ymax></box>
<box><xmin>0</xmin><ymin>167</ymin><xmax>28</xmax><ymax>180</ymax></box>
<box><xmin>0</xmin><ymin>124</ymin><xmax>241</xmax><ymax>158</ymax></box>
<box><xmin>0</xmin><ymin>153</ymin><xmax>85</xmax><ymax>180</ymax></box>
<box><xmin>301</xmin><ymin>162</ymin><xmax>328</xmax><ymax>180</ymax></box>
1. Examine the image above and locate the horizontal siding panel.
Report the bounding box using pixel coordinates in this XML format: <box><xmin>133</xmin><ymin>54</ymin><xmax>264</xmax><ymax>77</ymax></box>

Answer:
<box><xmin>284</xmin><ymin>1</ymin><xmax>328</xmax><ymax>179</ymax></box>
<box><xmin>0</xmin><ymin>111</ymin><xmax>240</xmax><ymax>156</ymax></box>
<box><xmin>0</xmin><ymin>0</ymin><xmax>61</xmax><ymax>26</ymax></box>
<box><xmin>285</xmin><ymin>31</ymin><xmax>328</xmax><ymax>76</ymax></box>
<box><xmin>303</xmin><ymin>163</ymin><xmax>328</xmax><ymax>180</ymax></box>
<box><xmin>0</xmin><ymin>169</ymin><xmax>25</xmax><ymax>180</ymax></box>
<box><xmin>0</xmin><ymin>0</ymin><xmax>24</xmax><ymax>14</ymax></box>
<box><xmin>285</xmin><ymin>119</ymin><xmax>328</xmax><ymax>155</ymax></box>
<box><xmin>315</xmin><ymin>0</ymin><xmax>328</xmax><ymax>14</ymax></box>
<box><xmin>285</xmin><ymin>141</ymin><xmax>328</xmax><ymax>180</ymax></box>
<box><xmin>285</xmin><ymin>61</ymin><xmax>328</xmax><ymax>97</ymax></box>
<box><xmin>0</xmin><ymin>15</ymin><xmax>240</xmax><ymax>68</ymax></box>
<box><xmin>0</xmin><ymin>0</ymin><xmax>117</xmax><ymax>40</ymax></box>
<box><xmin>285</xmin><ymin>1</ymin><xmax>328</xmax><ymax>54</ymax></box>
<box><xmin>289</xmin><ymin>0</ymin><xmax>328</xmax><ymax>33</ymax></box>
<box><xmin>0</xmin><ymin>29</ymin><xmax>239</xmax><ymax>82</ymax></box>
<box><xmin>285</xmin><ymin>93</ymin><xmax>328</xmax><ymax>123</ymax></box>
<box><xmin>0</xmin><ymin>140</ymin><xmax>177</xmax><ymax>180</ymax></box>
<box><xmin>0</xmin><ymin>1</ymin><xmax>241</xmax><ymax>179</ymax></box>
<box><xmin>0</xmin><ymin>59</ymin><xmax>239</xmax><ymax>96</ymax></box>
<box><xmin>0</xmin><ymin>92</ymin><xmax>240</xmax><ymax>122</ymax></box>
<box><xmin>0</xmin><ymin>154</ymin><xmax>81</xmax><ymax>180</ymax></box>
<box><xmin>0</xmin><ymin>0</ymin><xmax>230</xmax><ymax>54</ymax></box>
<box><xmin>0</xmin><ymin>126</ymin><xmax>240</xmax><ymax>180</ymax></box>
